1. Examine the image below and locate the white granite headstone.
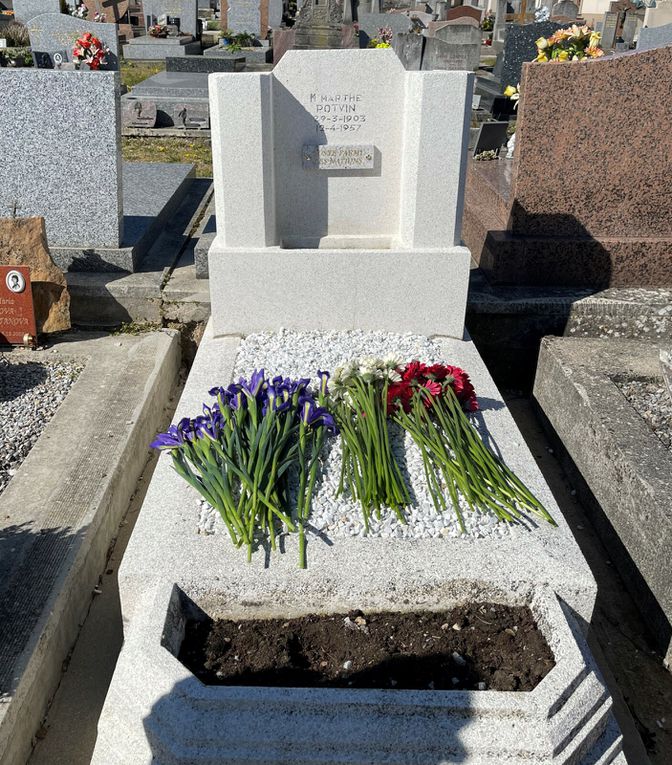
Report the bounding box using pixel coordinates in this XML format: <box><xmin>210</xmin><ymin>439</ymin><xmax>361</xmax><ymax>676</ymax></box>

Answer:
<box><xmin>207</xmin><ymin>50</ymin><xmax>473</xmax><ymax>337</ymax></box>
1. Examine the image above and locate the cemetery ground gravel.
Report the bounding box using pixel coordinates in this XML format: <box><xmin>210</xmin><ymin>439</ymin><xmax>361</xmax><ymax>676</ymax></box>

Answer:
<box><xmin>614</xmin><ymin>377</ymin><xmax>672</xmax><ymax>451</ymax></box>
<box><xmin>179</xmin><ymin>603</ymin><xmax>554</xmax><ymax>692</ymax></box>
<box><xmin>0</xmin><ymin>353</ymin><xmax>83</xmax><ymax>495</ymax></box>
<box><xmin>122</xmin><ymin>137</ymin><xmax>213</xmax><ymax>177</ymax></box>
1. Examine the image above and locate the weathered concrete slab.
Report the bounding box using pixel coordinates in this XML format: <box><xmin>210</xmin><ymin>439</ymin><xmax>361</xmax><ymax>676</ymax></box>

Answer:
<box><xmin>0</xmin><ymin>330</ymin><xmax>181</xmax><ymax>765</ymax></box>
<box><xmin>534</xmin><ymin>337</ymin><xmax>672</xmax><ymax>667</ymax></box>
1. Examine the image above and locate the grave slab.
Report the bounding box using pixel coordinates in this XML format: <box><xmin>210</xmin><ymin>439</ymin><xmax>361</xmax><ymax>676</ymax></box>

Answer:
<box><xmin>535</xmin><ymin>337</ymin><xmax>672</xmax><ymax>667</ymax></box>
<box><xmin>123</xmin><ymin>70</ymin><xmax>210</xmax><ymax>126</ymax></box>
<box><xmin>0</xmin><ymin>330</ymin><xmax>181</xmax><ymax>765</ymax></box>
<box><xmin>123</xmin><ymin>34</ymin><xmax>202</xmax><ymax>59</ymax></box>
<box><xmin>165</xmin><ymin>53</ymin><xmax>246</xmax><ymax>71</ymax></box>
<box><xmin>91</xmin><ymin>322</ymin><xmax>621</xmax><ymax>763</ymax></box>
<box><xmin>203</xmin><ymin>43</ymin><xmax>273</xmax><ymax>62</ymax></box>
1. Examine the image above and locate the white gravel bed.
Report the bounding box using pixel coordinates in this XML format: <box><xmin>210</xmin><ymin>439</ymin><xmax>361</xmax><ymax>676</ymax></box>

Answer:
<box><xmin>0</xmin><ymin>353</ymin><xmax>84</xmax><ymax>495</ymax></box>
<box><xmin>196</xmin><ymin>330</ymin><xmax>520</xmax><ymax>543</ymax></box>
<box><xmin>615</xmin><ymin>377</ymin><xmax>672</xmax><ymax>451</ymax></box>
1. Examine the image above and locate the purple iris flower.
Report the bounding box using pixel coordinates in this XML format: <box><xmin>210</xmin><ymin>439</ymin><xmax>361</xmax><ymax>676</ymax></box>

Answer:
<box><xmin>150</xmin><ymin>417</ymin><xmax>197</xmax><ymax>450</ymax></box>
<box><xmin>299</xmin><ymin>395</ymin><xmax>338</xmax><ymax>435</ymax></box>
<box><xmin>240</xmin><ymin>369</ymin><xmax>266</xmax><ymax>399</ymax></box>
<box><xmin>317</xmin><ymin>370</ymin><xmax>330</xmax><ymax>397</ymax></box>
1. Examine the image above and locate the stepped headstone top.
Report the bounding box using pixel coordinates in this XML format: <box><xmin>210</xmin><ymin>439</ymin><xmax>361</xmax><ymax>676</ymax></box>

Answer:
<box><xmin>27</xmin><ymin>12</ymin><xmax>120</xmax><ymax>69</ymax></box>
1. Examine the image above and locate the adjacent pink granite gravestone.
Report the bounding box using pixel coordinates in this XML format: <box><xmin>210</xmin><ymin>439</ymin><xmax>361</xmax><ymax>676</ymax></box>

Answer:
<box><xmin>463</xmin><ymin>47</ymin><xmax>672</xmax><ymax>288</ymax></box>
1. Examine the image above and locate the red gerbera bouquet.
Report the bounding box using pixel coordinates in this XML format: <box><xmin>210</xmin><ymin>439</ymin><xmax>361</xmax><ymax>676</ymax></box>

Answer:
<box><xmin>330</xmin><ymin>357</ymin><xmax>554</xmax><ymax>533</ymax></box>
<box><xmin>72</xmin><ymin>32</ymin><xmax>110</xmax><ymax>70</ymax></box>
<box><xmin>387</xmin><ymin>361</ymin><xmax>554</xmax><ymax>531</ymax></box>
<box><xmin>387</xmin><ymin>361</ymin><xmax>478</xmax><ymax>414</ymax></box>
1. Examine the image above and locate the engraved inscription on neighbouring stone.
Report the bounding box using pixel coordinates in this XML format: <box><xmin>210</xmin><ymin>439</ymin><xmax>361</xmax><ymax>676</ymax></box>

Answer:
<box><xmin>303</xmin><ymin>144</ymin><xmax>375</xmax><ymax>171</ymax></box>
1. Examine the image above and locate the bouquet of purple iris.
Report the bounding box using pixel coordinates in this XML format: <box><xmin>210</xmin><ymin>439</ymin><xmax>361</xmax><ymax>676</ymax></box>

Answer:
<box><xmin>151</xmin><ymin>370</ymin><xmax>337</xmax><ymax>567</ymax></box>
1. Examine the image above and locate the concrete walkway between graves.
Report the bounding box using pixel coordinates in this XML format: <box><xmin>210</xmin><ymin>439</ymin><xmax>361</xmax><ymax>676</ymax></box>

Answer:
<box><xmin>27</xmin><ymin>451</ymin><xmax>161</xmax><ymax>765</ymax></box>
<box><xmin>0</xmin><ymin>331</ymin><xmax>181</xmax><ymax>765</ymax></box>
<box><xmin>21</xmin><ymin>385</ymin><xmax>672</xmax><ymax>764</ymax></box>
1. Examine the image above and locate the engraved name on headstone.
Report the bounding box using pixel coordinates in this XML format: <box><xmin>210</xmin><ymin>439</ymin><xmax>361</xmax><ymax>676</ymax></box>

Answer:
<box><xmin>307</xmin><ymin>91</ymin><xmax>367</xmax><ymax>135</ymax></box>
<box><xmin>302</xmin><ymin>144</ymin><xmax>375</xmax><ymax>170</ymax></box>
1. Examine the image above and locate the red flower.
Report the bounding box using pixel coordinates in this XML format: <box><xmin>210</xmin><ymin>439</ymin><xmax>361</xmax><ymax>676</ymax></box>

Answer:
<box><xmin>387</xmin><ymin>381</ymin><xmax>413</xmax><ymax>414</ymax></box>
<box><xmin>401</xmin><ymin>361</ymin><xmax>426</xmax><ymax>382</ymax></box>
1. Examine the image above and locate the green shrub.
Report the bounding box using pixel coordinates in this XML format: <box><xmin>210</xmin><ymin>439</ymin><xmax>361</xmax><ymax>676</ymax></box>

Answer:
<box><xmin>206</xmin><ymin>19</ymin><xmax>221</xmax><ymax>31</ymax></box>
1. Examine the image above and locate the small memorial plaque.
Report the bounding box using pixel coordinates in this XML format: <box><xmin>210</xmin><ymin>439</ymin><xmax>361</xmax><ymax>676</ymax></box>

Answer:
<box><xmin>122</xmin><ymin>99</ymin><xmax>158</xmax><ymax>129</ymax></box>
<box><xmin>302</xmin><ymin>144</ymin><xmax>375</xmax><ymax>171</ymax></box>
<box><xmin>173</xmin><ymin>104</ymin><xmax>210</xmax><ymax>129</ymax></box>
<box><xmin>0</xmin><ymin>266</ymin><xmax>37</xmax><ymax>346</ymax></box>
<box><xmin>32</xmin><ymin>50</ymin><xmax>69</xmax><ymax>69</ymax></box>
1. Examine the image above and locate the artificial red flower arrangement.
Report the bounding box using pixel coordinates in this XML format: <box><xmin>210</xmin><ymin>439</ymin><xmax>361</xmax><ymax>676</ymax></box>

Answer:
<box><xmin>72</xmin><ymin>32</ymin><xmax>110</xmax><ymax>70</ymax></box>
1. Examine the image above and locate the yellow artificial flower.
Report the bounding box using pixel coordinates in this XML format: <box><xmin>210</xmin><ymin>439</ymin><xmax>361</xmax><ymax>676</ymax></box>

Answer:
<box><xmin>589</xmin><ymin>31</ymin><xmax>601</xmax><ymax>46</ymax></box>
<box><xmin>535</xmin><ymin>36</ymin><xmax>549</xmax><ymax>50</ymax></box>
<box><xmin>503</xmin><ymin>85</ymin><xmax>517</xmax><ymax>97</ymax></box>
<box><xmin>557</xmin><ymin>50</ymin><xmax>569</xmax><ymax>60</ymax></box>
<box><xmin>536</xmin><ymin>52</ymin><xmax>549</xmax><ymax>62</ymax></box>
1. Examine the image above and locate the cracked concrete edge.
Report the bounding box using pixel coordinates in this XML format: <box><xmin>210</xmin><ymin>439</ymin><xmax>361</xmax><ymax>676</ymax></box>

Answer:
<box><xmin>0</xmin><ymin>330</ymin><xmax>181</xmax><ymax>765</ymax></box>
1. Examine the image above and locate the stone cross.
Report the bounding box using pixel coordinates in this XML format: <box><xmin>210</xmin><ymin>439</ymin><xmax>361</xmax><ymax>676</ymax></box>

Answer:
<box><xmin>493</xmin><ymin>0</ymin><xmax>507</xmax><ymax>48</ymax></box>
<box><xmin>82</xmin><ymin>0</ymin><xmax>130</xmax><ymax>23</ymax></box>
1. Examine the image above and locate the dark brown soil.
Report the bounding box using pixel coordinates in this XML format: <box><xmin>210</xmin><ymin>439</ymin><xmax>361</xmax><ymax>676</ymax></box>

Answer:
<box><xmin>178</xmin><ymin>603</ymin><xmax>554</xmax><ymax>692</ymax></box>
